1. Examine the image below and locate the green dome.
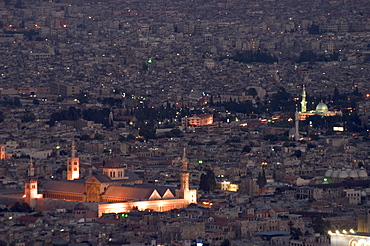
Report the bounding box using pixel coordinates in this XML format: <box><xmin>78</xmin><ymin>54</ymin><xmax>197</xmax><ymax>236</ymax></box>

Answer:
<box><xmin>316</xmin><ymin>102</ymin><xmax>328</xmax><ymax>114</ymax></box>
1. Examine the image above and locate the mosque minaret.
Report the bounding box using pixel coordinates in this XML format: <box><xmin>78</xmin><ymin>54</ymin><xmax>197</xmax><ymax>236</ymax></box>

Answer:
<box><xmin>67</xmin><ymin>139</ymin><xmax>80</xmax><ymax>180</ymax></box>
<box><xmin>300</xmin><ymin>85</ymin><xmax>307</xmax><ymax>113</ymax></box>
<box><xmin>24</xmin><ymin>158</ymin><xmax>42</xmax><ymax>208</ymax></box>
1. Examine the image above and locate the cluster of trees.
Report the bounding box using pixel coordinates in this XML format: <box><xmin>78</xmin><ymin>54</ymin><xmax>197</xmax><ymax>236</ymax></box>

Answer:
<box><xmin>48</xmin><ymin>107</ymin><xmax>112</xmax><ymax>128</ymax></box>
<box><xmin>83</xmin><ymin>108</ymin><xmax>112</xmax><ymax>128</ymax></box>
<box><xmin>1</xmin><ymin>97</ymin><xmax>21</xmax><ymax>107</ymax></box>
<box><xmin>312</xmin><ymin>216</ymin><xmax>331</xmax><ymax>235</ymax></box>
<box><xmin>298</xmin><ymin>50</ymin><xmax>339</xmax><ymax>63</ymax></box>
<box><xmin>10</xmin><ymin>201</ymin><xmax>33</xmax><ymax>213</ymax></box>
<box><xmin>46</xmin><ymin>102</ymin><xmax>187</xmax><ymax>140</ymax></box>
<box><xmin>263</xmin><ymin>133</ymin><xmax>289</xmax><ymax>142</ymax></box>
<box><xmin>241</xmin><ymin>145</ymin><xmax>251</xmax><ymax>153</ymax></box>
<box><xmin>219</xmin><ymin>50</ymin><xmax>278</xmax><ymax>64</ymax></box>
<box><xmin>132</xmin><ymin>102</ymin><xmax>191</xmax><ymax>123</ymax></box>
<box><xmin>211</xmin><ymin>86</ymin><xmax>296</xmax><ymax>119</ymax></box>
<box><xmin>4</xmin><ymin>28</ymin><xmax>40</xmax><ymax>41</ymax></box>
<box><xmin>199</xmin><ymin>169</ymin><xmax>216</xmax><ymax>192</ymax></box>
<box><xmin>214</xmin><ymin>100</ymin><xmax>258</xmax><ymax>115</ymax></box>
<box><xmin>157</xmin><ymin>128</ymin><xmax>183</xmax><ymax>138</ymax></box>
<box><xmin>99</xmin><ymin>97</ymin><xmax>123</xmax><ymax>107</ymax></box>
<box><xmin>80</xmin><ymin>133</ymin><xmax>105</xmax><ymax>141</ymax></box>
<box><xmin>307</xmin><ymin>23</ymin><xmax>321</xmax><ymax>35</ymax></box>
<box><xmin>267</xmin><ymin>87</ymin><xmax>296</xmax><ymax>112</ymax></box>
<box><xmin>21</xmin><ymin>111</ymin><xmax>36</xmax><ymax>123</ymax></box>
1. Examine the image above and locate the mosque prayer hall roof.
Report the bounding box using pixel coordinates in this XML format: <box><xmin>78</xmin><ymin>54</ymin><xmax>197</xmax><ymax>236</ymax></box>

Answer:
<box><xmin>103</xmin><ymin>186</ymin><xmax>160</xmax><ymax>200</ymax></box>
<box><xmin>43</xmin><ymin>180</ymin><xmax>86</xmax><ymax>194</ymax></box>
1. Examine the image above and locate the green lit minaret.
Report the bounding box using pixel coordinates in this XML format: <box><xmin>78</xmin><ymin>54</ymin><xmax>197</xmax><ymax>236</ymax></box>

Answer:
<box><xmin>300</xmin><ymin>85</ymin><xmax>307</xmax><ymax>113</ymax></box>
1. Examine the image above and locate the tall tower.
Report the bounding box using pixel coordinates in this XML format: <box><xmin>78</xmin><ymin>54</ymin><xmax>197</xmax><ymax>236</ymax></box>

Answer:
<box><xmin>24</xmin><ymin>159</ymin><xmax>41</xmax><ymax>208</ymax></box>
<box><xmin>67</xmin><ymin>139</ymin><xmax>79</xmax><ymax>180</ymax></box>
<box><xmin>180</xmin><ymin>148</ymin><xmax>190</xmax><ymax>194</ymax></box>
<box><xmin>176</xmin><ymin>148</ymin><xmax>197</xmax><ymax>204</ymax></box>
<box><xmin>295</xmin><ymin>108</ymin><xmax>300</xmax><ymax>141</ymax></box>
<box><xmin>109</xmin><ymin>111</ymin><xmax>114</xmax><ymax>126</ymax></box>
<box><xmin>0</xmin><ymin>145</ymin><xmax>5</xmax><ymax>159</ymax></box>
<box><xmin>300</xmin><ymin>85</ymin><xmax>307</xmax><ymax>113</ymax></box>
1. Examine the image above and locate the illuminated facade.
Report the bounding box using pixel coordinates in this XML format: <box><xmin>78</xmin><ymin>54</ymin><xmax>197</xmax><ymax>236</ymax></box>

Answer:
<box><xmin>98</xmin><ymin>199</ymin><xmax>191</xmax><ymax>217</ymax></box>
<box><xmin>186</xmin><ymin>114</ymin><xmax>214</xmax><ymax>127</ymax></box>
<box><xmin>219</xmin><ymin>181</ymin><xmax>239</xmax><ymax>192</ymax></box>
<box><xmin>0</xmin><ymin>146</ymin><xmax>5</xmax><ymax>159</ymax></box>
<box><xmin>330</xmin><ymin>231</ymin><xmax>370</xmax><ymax>246</ymax></box>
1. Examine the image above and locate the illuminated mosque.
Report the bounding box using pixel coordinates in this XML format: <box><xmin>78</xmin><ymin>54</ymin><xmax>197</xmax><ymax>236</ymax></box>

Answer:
<box><xmin>23</xmin><ymin>143</ymin><xmax>197</xmax><ymax>217</ymax></box>
<box><xmin>290</xmin><ymin>85</ymin><xmax>343</xmax><ymax>141</ymax></box>
<box><xmin>298</xmin><ymin>85</ymin><xmax>342</xmax><ymax>120</ymax></box>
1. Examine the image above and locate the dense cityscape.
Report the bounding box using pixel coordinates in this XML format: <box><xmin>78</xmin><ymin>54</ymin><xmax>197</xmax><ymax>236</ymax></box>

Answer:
<box><xmin>1</xmin><ymin>0</ymin><xmax>370</xmax><ymax>245</ymax></box>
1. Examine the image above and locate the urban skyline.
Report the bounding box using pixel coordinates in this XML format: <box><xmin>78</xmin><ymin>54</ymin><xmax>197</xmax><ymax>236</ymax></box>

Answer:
<box><xmin>1</xmin><ymin>0</ymin><xmax>370</xmax><ymax>245</ymax></box>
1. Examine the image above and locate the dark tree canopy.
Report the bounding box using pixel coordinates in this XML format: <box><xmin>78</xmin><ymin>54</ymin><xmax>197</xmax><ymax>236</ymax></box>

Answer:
<box><xmin>199</xmin><ymin>169</ymin><xmax>216</xmax><ymax>192</ymax></box>
<box><xmin>242</xmin><ymin>145</ymin><xmax>251</xmax><ymax>153</ymax></box>
<box><xmin>312</xmin><ymin>216</ymin><xmax>331</xmax><ymax>235</ymax></box>
<box><xmin>247</xmin><ymin>88</ymin><xmax>258</xmax><ymax>97</ymax></box>
<box><xmin>221</xmin><ymin>239</ymin><xmax>231</xmax><ymax>246</ymax></box>
<box><xmin>21</xmin><ymin>112</ymin><xmax>36</xmax><ymax>123</ymax></box>
<box><xmin>11</xmin><ymin>201</ymin><xmax>33</xmax><ymax>213</ymax></box>
<box><xmin>220</xmin><ymin>50</ymin><xmax>278</xmax><ymax>64</ymax></box>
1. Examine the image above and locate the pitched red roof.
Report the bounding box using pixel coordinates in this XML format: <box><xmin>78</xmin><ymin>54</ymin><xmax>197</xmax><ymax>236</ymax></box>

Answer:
<box><xmin>19</xmin><ymin>216</ymin><xmax>41</xmax><ymax>223</ymax></box>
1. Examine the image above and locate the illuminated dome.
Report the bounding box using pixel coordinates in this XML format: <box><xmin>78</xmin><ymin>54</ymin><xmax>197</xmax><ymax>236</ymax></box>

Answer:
<box><xmin>316</xmin><ymin>102</ymin><xmax>329</xmax><ymax>114</ymax></box>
